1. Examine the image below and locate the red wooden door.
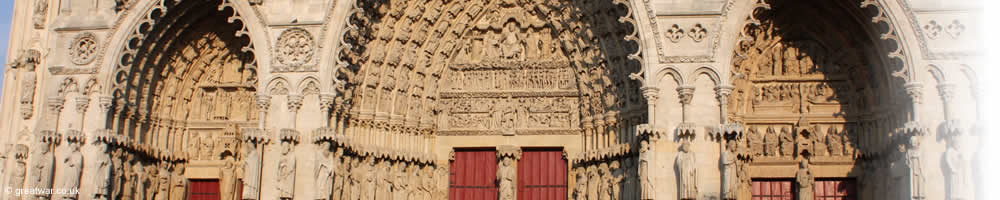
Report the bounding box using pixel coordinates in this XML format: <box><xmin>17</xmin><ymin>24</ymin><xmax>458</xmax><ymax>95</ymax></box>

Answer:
<box><xmin>188</xmin><ymin>179</ymin><xmax>221</xmax><ymax>200</ymax></box>
<box><xmin>518</xmin><ymin>149</ymin><xmax>567</xmax><ymax>200</ymax></box>
<box><xmin>752</xmin><ymin>180</ymin><xmax>793</xmax><ymax>200</ymax></box>
<box><xmin>450</xmin><ymin>149</ymin><xmax>498</xmax><ymax>200</ymax></box>
<box><xmin>814</xmin><ymin>179</ymin><xmax>856</xmax><ymax>200</ymax></box>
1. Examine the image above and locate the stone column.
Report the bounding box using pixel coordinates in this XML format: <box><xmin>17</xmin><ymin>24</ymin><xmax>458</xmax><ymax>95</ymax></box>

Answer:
<box><xmin>287</xmin><ymin>95</ymin><xmax>303</xmax><ymax>130</ymax></box>
<box><xmin>255</xmin><ymin>95</ymin><xmax>271</xmax><ymax>130</ymax></box>
<box><xmin>937</xmin><ymin>83</ymin><xmax>956</xmax><ymax>121</ymax></box>
<box><xmin>677</xmin><ymin>86</ymin><xmax>696</xmax><ymax>139</ymax></box>
<box><xmin>715</xmin><ymin>85</ymin><xmax>734</xmax><ymax>123</ymax></box>
<box><xmin>319</xmin><ymin>94</ymin><xmax>334</xmax><ymax>128</ymax></box>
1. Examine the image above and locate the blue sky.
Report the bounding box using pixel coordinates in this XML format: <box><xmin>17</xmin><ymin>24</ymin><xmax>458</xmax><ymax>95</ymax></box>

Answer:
<box><xmin>0</xmin><ymin>0</ymin><xmax>13</xmax><ymax>96</ymax></box>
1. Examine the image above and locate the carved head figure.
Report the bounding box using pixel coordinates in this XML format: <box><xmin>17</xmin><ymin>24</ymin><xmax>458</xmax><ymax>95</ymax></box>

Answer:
<box><xmin>335</xmin><ymin>147</ymin><xmax>344</xmax><ymax>157</ymax></box>
<box><xmin>639</xmin><ymin>140</ymin><xmax>649</xmax><ymax>153</ymax></box>
<box><xmin>280</xmin><ymin>140</ymin><xmax>292</xmax><ymax>155</ymax></box>
<box><xmin>799</xmin><ymin>159</ymin><xmax>809</xmax><ymax>169</ymax></box>
<box><xmin>365</xmin><ymin>156</ymin><xmax>375</xmax><ymax>167</ymax></box>
<box><xmin>319</xmin><ymin>142</ymin><xmax>332</xmax><ymax>157</ymax></box>
<box><xmin>680</xmin><ymin>141</ymin><xmax>691</xmax><ymax>153</ymax></box>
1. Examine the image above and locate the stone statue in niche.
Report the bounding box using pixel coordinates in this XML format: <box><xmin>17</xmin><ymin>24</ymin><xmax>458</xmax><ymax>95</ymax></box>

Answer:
<box><xmin>501</xmin><ymin>22</ymin><xmax>524</xmax><ymax>60</ymax></box>
<box><xmin>814</xmin><ymin>126</ymin><xmax>828</xmax><ymax>156</ymax></box>
<box><xmin>435</xmin><ymin>164</ymin><xmax>449</xmax><ymax>199</ymax></box>
<box><xmin>780</xmin><ymin>127</ymin><xmax>795</xmax><ymax>157</ymax></box>
<box><xmin>827</xmin><ymin>126</ymin><xmax>844</xmax><ymax>156</ymax></box>
<box><xmin>639</xmin><ymin>140</ymin><xmax>654</xmax><ymax>200</ymax></box>
<box><xmin>796</xmin><ymin>160</ymin><xmax>814</xmax><ymax>200</ymax></box>
<box><xmin>30</xmin><ymin>140</ymin><xmax>54</xmax><ymax>199</ymax></box>
<box><xmin>277</xmin><ymin>140</ymin><xmax>296</xmax><ymax>200</ymax></box>
<box><xmin>221</xmin><ymin>156</ymin><xmax>237</xmax><ymax>200</ymax></box>
<box><xmin>722</xmin><ymin>140</ymin><xmax>738</xmax><ymax>200</ymax></box>
<box><xmin>8</xmin><ymin>145</ymin><xmax>27</xmax><ymax>198</ymax></box>
<box><xmin>407</xmin><ymin>165</ymin><xmax>421</xmax><ymax>200</ymax></box>
<box><xmin>59</xmin><ymin>140</ymin><xmax>83</xmax><ymax>199</ymax></box>
<box><xmin>121</xmin><ymin>158</ymin><xmax>135</xmax><ymax>200</ymax></box>
<box><xmin>498</xmin><ymin>156</ymin><xmax>516</xmax><ymax>200</ymax></box>
<box><xmin>944</xmin><ymin>140</ymin><xmax>967</xmax><ymax>200</ymax></box>
<box><xmin>33</xmin><ymin>0</ymin><xmax>47</xmax><ymax>29</ymax></box>
<box><xmin>764</xmin><ymin>127</ymin><xmax>778</xmax><ymax>156</ymax></box>
<box><xmin>315</xmin><ymin>142</ymin><xmax>334</xmax><ymax>200</ymax></box>
<box><xmin>574</xmin><ymin>167</ymin><xmax>587</xmax><ymax>200</ymax></box>
<box><xmin>676</xmin><ymin>141</ymin><xmax>697</xmax><ymax>200</ymax></box>
<box><xmin>242</xmin><ymin>142</ymin><xmax>261</xmax><ymax>200</ymax></box>
<box><xmin>90</xmin><ymin>139</ymin><xmax>112</xmax><ymax>199</ymax></box>
<box><xmin>421</xmin><ymin>165</ymin><xmax>436</xmax><ymax>199</ymax></box>
<box><xmin>201</xmin><ymin>135</ymin><xmax>215</xmax><ymax>160</ymax></box>
<box><xmin>749</xmin><ymin>128</ymin><xmax>763</xmax><ymax>156</ymax></box>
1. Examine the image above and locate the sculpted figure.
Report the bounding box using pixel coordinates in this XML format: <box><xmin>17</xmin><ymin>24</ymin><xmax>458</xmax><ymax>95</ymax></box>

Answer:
<box><xmin>375</xmin><ymin>160</ymin><xmax>391</xmax><ymax>200</ymax></box>
<box><xmin>501</xmin><ymin>22</ymin><xmax>523</xmax><ymax>60</ymax></box>
<box><xmin>348</xmin><ymin>158</ymin><xmax>363</xmax><ymax>200</ymax></box>
<box><xmin>30</xmin><ymin>140</ymin><xmax>54</xmax><ymax>200</ymax></box>
<box><xmin>906</xmin><ymin>137</ymin><xmax>925</xmax><ymax>199</ymax></box>
<box><xmin>827</xmin><ymin>126</ymin><xmax>844</xmax><ymax>156</ymax></box>
<box><xmin>278</xmin><ymin>141</ymin><xmax>296</xmax><ymax>199</ymax></box>
<box><xmin>155</xmin><ymin>167</ymin><xmax>170</xmax><ymax>200</ymax></box>
<box><xmin>435</xmin><ymin>164</ymin><xmax>449</xmax><ymax>199</ymax></box>
<box><xmin>597</xmin><ymin>163</ymin><xmax>611</xmax><ymax>200</ymax></box>
<box><xmin>780</xmin><ymin>127</ymin><xmax>794</xmax><ymax>157</ymax></box>
<box><xmin>763</xmin><ymin>127</ymin><xmax>778</xmax><ymax>156</ymax></box>
<box><xmin>121</xmin><ymin>159</ymin><xmax>135</xmax><ymax>200</ymax></box>
<box><xmin>60</xmin><ymin>141</ymin><xmax>83</xmax><ymax>199</ymax></box>
<box><xmin>587</xmin><ymin>166</ymin><xmax>599</xmax><ymax>200</ymax></box>
<box><xmin>676</xmin><ymin>141</ymin><xmax>697</xmax><ymax>200</ymax></box>
<box><xmin>407</xmin><ymin>165</ymin><xmax>421</xmax><ymax>200</ymax></box>
<box><xmin>749</xmin><ymin>128</ymin><xmax>764</xmax><ymax>156</ymax></box>
<box><xmin>315</xmin><ymin>142</ymin><xmax>334</xmax><ymax>200</ymax></box>
<box><xmin>814</xmin><ymin>126</ymin><xmax>828</xmax><ymax>156</ymax></box>
<box><xmin>498</xmin><ymin>157</ymin><xmax>516</xmax><ymax>200</ymax></box>
<box><xmin>200</xmin><ymin>136</ymin><xmax>215</xmax><ymax>160</ymax></box>
<box><xmin>574</xmin><ymin>167</ymin><xmax>587</xmax><ymax>200</ymax></box>
<box><xmin>242</xmin><ymin>142</ymin><xmax>261</xmax><ymax>200</ymax></box>
<box><xmin>796</xmin><ymin>160</ymin><xmax>814</xmax><ymax>200</ymax></box>
<box><xmin>362</xmin><ymin>157</ymin><xmax>377</xmax><ymax>200</ymax></box>
<box><xmin>33</xmin><ymin>0</ymin><xmax>47</xmax><ymax>29</ymax></box>
<box><xmin>90</xmin><ymin>140</ymin><xmax>112</xmax><ymax>199</ymax></box>
<box><xmin>639</xmin><ymin>140</ymin><xmax>654</xmax><ymax>200</ymax></box>
<box><xmin>421</xmin><ymin>165</ymin><xmax>436</xmax><ymax>200</ymax></box>
<box><xmin>944</xmin><ymin>141</ymin><xmax>967</xmax><ymax>200</ymax></box>
<box><xmin>331</xmin><ymin>149</ymin><xmax>347</xmax><ymax>200</ymax></box>
<box><xmin>392</xmin><ymin>163</ymin><xmax>408</xmax><ymax>200</ymax></box>
<box><xmin>221</xmin><ymin>156</ymin><xmax>237</xmax><ymax>200</ymax></box>
<box><xmin>170</xmin><ymin>164</ymin><xmax>187</xmax><ymax>200</ymax></box>
<box><xmin>722</xmin><ymin>141</ymin><xmax>738</xmax><ymax>200</ymax></box>
<box><xmin>8</xmin><ymin>145</ymin><xmax>27</xmax><ymax>200</ymax></box>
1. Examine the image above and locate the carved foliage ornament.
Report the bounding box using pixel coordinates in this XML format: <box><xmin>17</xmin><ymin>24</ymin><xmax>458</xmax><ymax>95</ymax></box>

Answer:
<box><xmin>69</xmin><ymin>32</ymin><xmax>100</xmax><ymax>65</ymax></box>
<box><xmin>275</xmin><ymin>28</ymin><xmax>315</xmax><ymax>68</ymax></box>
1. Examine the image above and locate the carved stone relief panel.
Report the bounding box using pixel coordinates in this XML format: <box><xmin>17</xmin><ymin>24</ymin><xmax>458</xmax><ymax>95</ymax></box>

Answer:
<box><xmin>273</xmin><ymin>28</ymin><xmax>316</xmax><ymax>72</ymax></box>
<box><xmin>69</xmin><ymin>32</ymin><xmax>99</xmax><ymax>65</ymax></box>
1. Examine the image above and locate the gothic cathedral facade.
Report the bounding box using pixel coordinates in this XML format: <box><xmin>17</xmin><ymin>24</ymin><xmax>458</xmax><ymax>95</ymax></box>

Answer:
<box><xmin>0</xmin><ymin>0</ymin><xmax>982</xmax><ymax>200</ymax></box>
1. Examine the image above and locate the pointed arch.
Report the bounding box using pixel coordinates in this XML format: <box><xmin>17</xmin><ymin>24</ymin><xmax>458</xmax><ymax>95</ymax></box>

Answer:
<box><xmin>690</xmin><ymin>66</ymin><xmax>721</xmax><ymax>86</ymax></box>
<box><xmin>654</xmin><ymin>66</ymin><xmax>685</xmax><ymax>86</ymax></box>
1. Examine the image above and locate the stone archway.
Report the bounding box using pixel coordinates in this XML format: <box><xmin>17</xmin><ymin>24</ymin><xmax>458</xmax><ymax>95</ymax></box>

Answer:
<box><xmin>728</xmin><ymin>0</ymin><xmax>914</xmax><ymax>199</ymax></box>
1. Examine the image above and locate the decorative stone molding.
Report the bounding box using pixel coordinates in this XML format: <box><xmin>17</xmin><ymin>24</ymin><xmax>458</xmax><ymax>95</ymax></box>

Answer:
<box><xmin>677</xmin><ymin>86</ymin><xmax>694</xmax><ymax>105</ymax></box>
<box><xmin>676</xmin><ymin>123</ymin><xmax>697</xmax><ymax>140</ymax></box>
<box><xmin>74</xmin><ymin>96</ymin><xmax>90</xmax><ymax>113</ymax></box>
<box><xmin>496</xmin><ymin>145</ymin><xmax>522</xmax><ymax>160</ymax></box>
<box><xmin>69</xmin><ymin>32</ymin><xmax>99</xmax><ymax>65</ymax></box>
<box><xmin>47</xmin><ymin>66</ymin><xmax>98</xmax><ymax>75</ymax></box>
<box><xmin>32</xmin><ymin>0</ymin><xmax>47</xmax><ymax>29</ymax></box>
<box><xmin>286</xmin><ymin>95</ymin><xmax>303</xmax><ymax>112</ymax></box>
<box><xmin>278</xmin><ymin>129</ymin><xmax>300</xmax><ymax>143</ymax></box>
<box><xmin>904</xmin><ymin>82</ymin><xmax>923</xmax><ymax>105</ymax></box>
<box><xmin>274</xmin><ymin>28</ymin><xmax>315</xmax><ymax>71</ymax></box>
<box><xmin>665</xmin><ymin>24</ymin><xmax>685</xmax><ymax>43</ymax></box>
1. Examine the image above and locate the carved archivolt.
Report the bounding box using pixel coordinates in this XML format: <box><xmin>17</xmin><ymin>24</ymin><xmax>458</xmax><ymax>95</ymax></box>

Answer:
<box><xmin>69</xmin><ymin>32</ymin><xmax>99</xmax><ymax>65</ymax></box>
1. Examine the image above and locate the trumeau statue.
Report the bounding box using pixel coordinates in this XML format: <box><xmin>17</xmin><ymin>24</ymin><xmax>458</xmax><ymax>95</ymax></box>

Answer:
<box><xmin>498</xmin><ymin>157</ymin><xmax>516</xmax><ymax>200</ymax></box>
<box><xmin>221</xmin><ymin>156</ymin><xmax>237</xmax><ymax>200</ymax></box>
<box><xmin>30</xmin><ymin>140</ymin><xmax>55</xmax><ymax>200</ymax></box>
<box><xmin>277</xmin><ymin>140</ymin><xmax>296</xmax><ymax>200</ymax></box>
<box><xmin>314</xmin><ymin>142</ymin><xmax>334</xmax><ymax>200</ymax></box>
<box><xmin>676</xmin><ymin>141</ymin><xmax>697</xmax><ymax>200</ymax></box>
<box><xmin>722</xmin><ymin>141</ymin><xmax>738</xmax><ymax>200</ymax></box>
<box><xmin>796</xmin><ymin>160</ymin><xmax>814</xmax><ymax>200</ymax></box>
